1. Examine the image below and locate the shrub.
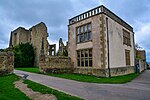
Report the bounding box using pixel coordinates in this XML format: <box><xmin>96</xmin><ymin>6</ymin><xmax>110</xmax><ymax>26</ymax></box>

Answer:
<box><xmin>13</xmin><ymin>43</ymin><xmax>35</xmax><ymax>68</ymax></box>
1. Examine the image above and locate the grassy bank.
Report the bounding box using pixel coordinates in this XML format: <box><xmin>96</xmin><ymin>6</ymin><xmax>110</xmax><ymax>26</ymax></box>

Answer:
<box><xmin>24</xmin><ymin>79</ymin><xmax>83</xmax><ymax>100</ymax></box>
<box><xmin>0</xmin><ymin>74</ymin><xmax>30</xmax><ymax>100</ymax></box>
<box><xmin>16</xmin><ymin>67</ymin><xmax>139</xmax><ymax>84</ymax></box>
<box><xmin>0</xmin><ymin>74</ymin><xmax>83</xmax><ymax>100</ymax></box>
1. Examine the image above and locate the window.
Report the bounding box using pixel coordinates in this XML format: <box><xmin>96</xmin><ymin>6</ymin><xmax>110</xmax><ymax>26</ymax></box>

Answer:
<box><xmin>77</xmin><ymin>49</ymin><xmax>92</xmax><ymax>67</ymax></box>
<box><xmin>77</xmin><ymin>23</ymin><xmax>92</xmax><ymax>43</ymax></box>
<box><xmin>14</xmin><ymin>33</ymin><xmax>17</xmax><ymax>44</ymax></box>
<box><xmin>125</xmin><ymin>50</ymin><xmax>130</xmax><ymax>66</ymax></box>
<box><xmin>123</xmin><ymin>29</ymin><xmax>131</xmax><ymax>46</ymax></box>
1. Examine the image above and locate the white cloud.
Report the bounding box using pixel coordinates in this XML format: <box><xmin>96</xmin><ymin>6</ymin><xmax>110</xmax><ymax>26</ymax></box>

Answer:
<box><xmin>134</xmin><ymin>21</ymin><xmax>150</xmax><ymax>62</ymax></box>
<box><xmin>135</xmin><ymin>22</ymin><xmax>150</xmax><ymax>45</ymax></box>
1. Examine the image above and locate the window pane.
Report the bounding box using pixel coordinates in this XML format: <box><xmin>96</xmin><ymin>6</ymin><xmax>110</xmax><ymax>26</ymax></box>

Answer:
<box><xmin>89</xmin><ymin>49</ymin><xmax>92</xmax><ymax>57</ymax></box>
<box><xmin>85</xmin><ymin>58</ymin><xmax>88</xmax><ymax>67</ymax></box>
<box><xmin>81</xmin><ymin>58</ymin><xmax>84</xmax><ymax>66</ymax></box>
<box><xmin>78</xmin><ymin>58</ymin><xmax>80</xmax><ymax>66</ymax></box>
<box><xmin>88</xmin><ymin>32</ymin><xmax>92</xmax><ymax>40</ymax></box>
<box><xmin>84</xmin><ymin>33</ymin><xmax>88</xmax><ymax>41</ymax></box>
<box><xmin>89</xmin><ymin>58</ymin><xmax>92</xmax><ymax>66</ymax></box>
<box><xmin>77</xmin><ymin>51</ymin><xmax>80</xmax><ymax>57</ymax></box>
<box><xmin>81</xmin><ymin>26</ymin><xmax>83</xmax><ymax>33</ymax></box>
<box><xmin>77</xmin><ymin>27</ymin><xmax>80</xmax><ymax>34</ymax></box>
<box><xmin>85</xmin><ymin>50</ymin><xmax>88</xmax><ymax>57</ymax></box>
<box><xmin>83</xmin><ymin>26</ymin><xmax>85</xmax><ymax>33</ymax></box>
<box><xmin>88</xmin><ymin>24</ymin><xmax>91</xmax><ymax>31</ymax></box>
<box><xmin>85</xmin><ymin>25</ymin><xmax>87</xmax><ymax>32</ymax></box>
<box><xmin>80</xmin><ymin>34</ymin><xmax>84</xmax><ymax>42</ymax></box>
<box><xmin>77</xmin><ymin>35</ymin><xmax>80</xmax><ymax>43</ymax></box>
<box><xmin>81</xmin><ymin>50</ymin><xmax>84</xmax><ymax>57</ymax></box>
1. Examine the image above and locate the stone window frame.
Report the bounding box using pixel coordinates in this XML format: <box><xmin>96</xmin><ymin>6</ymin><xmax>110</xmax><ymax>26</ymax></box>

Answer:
<box><xmin>125</xmin><ymin>49</ymin><xmax>130</xmax><ymax>66</ymax></box>
<box><xmin>77</xmin><ymin>48</ymin><xmax>92</xmax><ymax>67</ymax></box>
<box><xmin>123</xmin><ymin>29</ymin><xmax>131</xmax><ymax>46</ymax></box>
<box><xmin>76</xmin><ymin>23</ymin><xmax>92</xmax><ymax>44</ymax></box>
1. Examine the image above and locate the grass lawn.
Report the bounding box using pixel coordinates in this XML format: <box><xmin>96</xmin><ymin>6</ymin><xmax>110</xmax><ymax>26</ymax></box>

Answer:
<box><xmin>0</xmin><ymin>74</ymin><xmax>30</xmax><ymax>100</ymax></box>
<box><xmin>24</xmin><ymin>80</ymin><xmax>83</xmax><ymax>100</ymax></box>
<box><xmin>16</xmin><ymin>67</ymin><xmax>140</xmax><ymax>84</ymax></box>
<box><xmin>0</xmin><ymin>74</ymin><xmax>83</xmax><ymax>100</ymax></box>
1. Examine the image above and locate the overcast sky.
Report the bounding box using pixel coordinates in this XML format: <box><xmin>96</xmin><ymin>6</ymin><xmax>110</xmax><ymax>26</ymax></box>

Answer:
<box><xmin>0</xmin><ymin>0</ymin><xmax>150</xmax><ymax>62</ymax></box>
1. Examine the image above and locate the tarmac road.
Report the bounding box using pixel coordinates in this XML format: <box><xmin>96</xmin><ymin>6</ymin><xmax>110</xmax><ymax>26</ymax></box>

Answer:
<box><xmin>14</xmin><ymin>70</ymin><xmax>150</xmax><ymax>100</ymax></box>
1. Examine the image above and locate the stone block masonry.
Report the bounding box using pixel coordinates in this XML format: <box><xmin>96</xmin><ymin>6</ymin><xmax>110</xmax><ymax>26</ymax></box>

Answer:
<box><xmin>74</xmin><ymin>66</ymin><xmax>135</xmax><ymax>77</ymax></box>
<box><xmin>39</xmin><ymin>55</ymin><xmax>74</xmax><ymax>74</ymax></box>
<box><xmin>0</xmin><ymin>49</ymin><xmax>14</xmax><ymax>75</ymax></box>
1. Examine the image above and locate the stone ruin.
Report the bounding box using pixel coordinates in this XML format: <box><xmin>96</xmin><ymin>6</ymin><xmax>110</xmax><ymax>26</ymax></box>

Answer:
<box><xmin>9</xmin><ymin>22</ymin><xmax>49</xmax><ymax>67</ymax></box>
<box><xmin>39</xmin><ymin>37</ymin><xmax>73</xmax><ymax>74</ymax></box>
<box><xmin>8</xmin><ymin>22</ymin><xmax>73</xmax><ymax>74</ymax></box>
<box><xmin>49</xmin><ymin>44</ymin><xmax>56</xmax><ymax>56</ymax></box>
<box><xmin>57</xmin><ymin>38</ymin><xmax>68</xmax><ymax>56</ymax></box>
<box><xmin>0</xmin><ymin>47</ymin><xmax>14</xmax><ymax>75</ymax></box>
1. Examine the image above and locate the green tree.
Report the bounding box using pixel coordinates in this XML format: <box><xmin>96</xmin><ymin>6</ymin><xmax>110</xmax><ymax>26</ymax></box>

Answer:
<box><xmin>13</xmin><ymin>43</ymin><xmax>35</xmax><ymax>68</ymax></box>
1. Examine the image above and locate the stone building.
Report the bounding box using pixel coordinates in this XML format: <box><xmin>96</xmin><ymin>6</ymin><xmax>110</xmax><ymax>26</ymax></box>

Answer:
<box><xmin>9</xmin><ymin>22</ymin><xmax>49</xmax><ymax>66</ymax></box>
<box><xmin>68</xmin><ymin>5</ymin><xmax>135</xmax><ymax>77</ymax></box>
<box><xmin>135</xmin><ymin>50</ymin><xmax>147</xmax><ymax>72</ymax></box>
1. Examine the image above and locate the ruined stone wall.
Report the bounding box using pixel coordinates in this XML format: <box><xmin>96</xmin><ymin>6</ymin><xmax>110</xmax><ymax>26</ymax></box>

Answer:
<box><xmin>10</xmin><ymin>27</ymin><xmax>29</xmax><ymax>46</ymax></box>
<box><xmin>39</xmin><ymin>55</ymin><xmax>73</xmax><ymax>73</ymax></box>
<box><xmin>30</xmin><ymin>22</ymin><xmax>49</xmax><ymax>66</ymax></box>
<box><xmin>0</xmin><ymin>51</ymin><xmax>14</xmax><ymax>75</ymax></box>
<box><xmin>9</xmin><ymin>22</ymin><xmax>49</xmax><ymax>67</ymax></box>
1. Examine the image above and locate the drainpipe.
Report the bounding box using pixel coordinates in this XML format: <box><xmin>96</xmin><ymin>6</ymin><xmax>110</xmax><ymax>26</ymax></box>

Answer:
<box><xmin>106</xmin><ymin>17</ymin><xmax>111</xmax><ymax>77</ymax></box>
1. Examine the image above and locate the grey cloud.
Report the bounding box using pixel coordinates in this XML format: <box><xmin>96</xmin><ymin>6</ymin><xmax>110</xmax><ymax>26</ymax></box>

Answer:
<box><xmin>0</xmin><ymin>0</ymin><xmax>75</xmax><ymax>47</ymax></box>
<box><xmin>0</xmin><ymin>0</ymin><xmax>150</xmax><ymax>62</ymax></box>
<box><xmin>101</xmin><ymin>0</ymin><xmax>150</xmax><ymax>24</ymax></box>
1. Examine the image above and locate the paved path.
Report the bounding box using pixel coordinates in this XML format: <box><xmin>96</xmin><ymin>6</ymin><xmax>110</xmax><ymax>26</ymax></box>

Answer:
<box><xmin>14</xmin><ymin>70</ymin><xmax>150</xmax><ymax>100</ymax></box>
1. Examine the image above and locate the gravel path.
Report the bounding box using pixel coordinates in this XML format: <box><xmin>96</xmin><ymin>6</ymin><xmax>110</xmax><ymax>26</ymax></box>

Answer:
<box><xmin>14</xmin><ymin>80</ymin><xmax>57</xmax><ymax>100</ymax></box>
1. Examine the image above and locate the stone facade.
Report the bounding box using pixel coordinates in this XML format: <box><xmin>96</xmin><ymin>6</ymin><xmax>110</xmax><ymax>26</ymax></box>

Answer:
<box><xmin>74</xmin><ymin>66</ymin><xmax>135</xmax><ymax>77</ymax></box>
<box><xmin>0</xmin><ymin>48</ymin><xmax>14</xmax><ymax>75</ymax></box>
<box><xmin>68</xmin><ymin>5</ymin><xmax>135</xmax><ymax>77</ymax></box>
<box><xmin>9</xmin><ymin>22</ymin><xmax>49</xmax><ymax>66</ymax></box>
